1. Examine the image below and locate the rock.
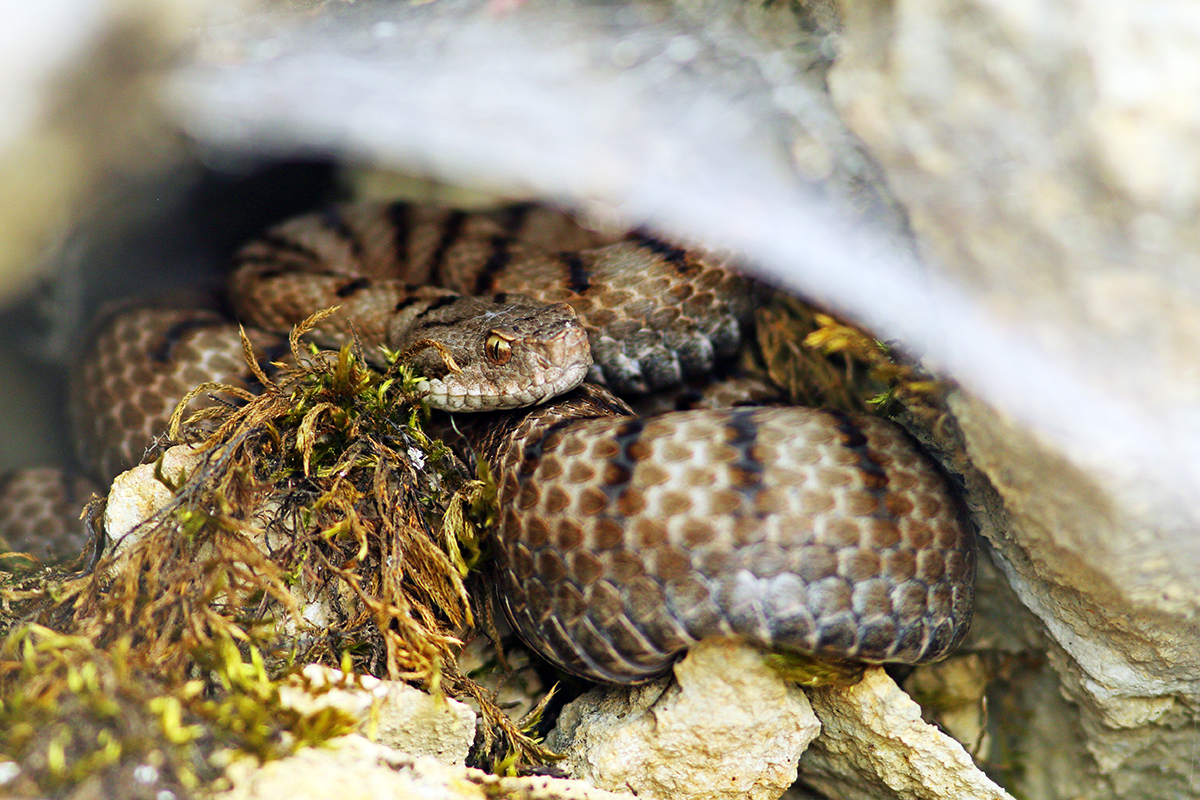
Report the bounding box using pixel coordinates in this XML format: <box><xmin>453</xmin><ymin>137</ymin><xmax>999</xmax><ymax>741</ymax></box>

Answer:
<box><xmin>546</xmin><ymin>640</ymin><xmax>821</xmax><ymax>800</ymax></box>
<box><xmin>11</xmin><ymin>0</ymin><xmax>1200</xmax><ymax>796</ymax></box>
<box><xmin>827</xmin><ymin>0</ymin><xmax>1200</xmax><ymax>794</ymax></box>
<box><xmin>219</xmin><ymin>739</ymin><xmax>451</xmax><ymax>800</ymax></box>
<box><xmin>102</xmin><ymin>444</ymin><xmax>204</xmax><ymax>562</ymax></box>
<box><xmin>278</xmin><ymin>665</ymin><xmax>477</xmax><ymax>766</ymax></box>
<box><xmin>218</xmin><ymin>735</ymin><xmax>636</xmax><ymax>800</ymax></box>
<box><xmin>799</xmin><ymin>668</ymin><xmax>1012</xmax><ymax>800</ymax></box>
<box><xmin>901</xmin><ymin>654</ymin><xmax>991</xmax><ymax>761</ymax></box>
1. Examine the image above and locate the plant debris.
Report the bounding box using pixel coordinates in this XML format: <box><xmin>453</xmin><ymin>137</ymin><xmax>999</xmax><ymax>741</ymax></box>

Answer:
<box><xmin>0</xmin><ymin>294</ymin><xmax>952</xmax><ymax>797</ymax></box>
<box><xmin>752</xmin><ymin>291</ymin><xmax>950</xmax><ymax>421</ymax></box>
<box><xmin>0</xmin><ymin>310</ymin><xmax>555</xmax><ymax>798</ymax></box>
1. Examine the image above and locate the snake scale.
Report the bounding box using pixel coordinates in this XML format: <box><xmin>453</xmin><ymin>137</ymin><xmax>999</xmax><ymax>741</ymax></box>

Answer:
<box><xmin>13</xmin><ymin>201</ymin><xmax>976</xmax><ymax>684</ymax></box>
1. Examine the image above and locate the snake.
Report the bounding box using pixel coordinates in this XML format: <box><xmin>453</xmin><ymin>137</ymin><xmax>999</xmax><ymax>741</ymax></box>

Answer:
<box><xmin>5</xmin><ymin>201</ymin><xmax>976</xmax><ymax>684</ymax></box>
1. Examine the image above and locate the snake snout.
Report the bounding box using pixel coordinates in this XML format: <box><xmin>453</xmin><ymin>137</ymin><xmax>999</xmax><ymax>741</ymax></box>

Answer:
<box><xmin>542</xmin><ymin>317</ymin><xmax>592</xmax><ymax>370</ymax></box>
<box><xmin>416</xmin><ymin>303</ymin><xmax>593</xmax><ymax>412</ymax></box>
<box><xmin>522</xmin><ymin>320</ymin><xmax>591</xmax><ymax>404</ymax></box>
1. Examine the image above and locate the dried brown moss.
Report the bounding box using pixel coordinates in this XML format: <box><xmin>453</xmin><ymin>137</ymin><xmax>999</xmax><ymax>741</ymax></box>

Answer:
<box><xmin>0</xmin><ymin>310</ymin><xmax>554</xmax><ymax>797</ymax></box>
<box><xmin>752</xmin><ymin>291</ymin><xmax>950</xmax><ymax>422</ymax></box>
<box><xmin>0</xmin><ymin>292</ymin><xmax>953</xmax><ymax>795</ymax></box>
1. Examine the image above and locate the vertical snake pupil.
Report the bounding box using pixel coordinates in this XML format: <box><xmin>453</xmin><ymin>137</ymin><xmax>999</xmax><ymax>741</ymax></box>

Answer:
<box><xmin>486</xmin><ymin>334</ymin><xmax>512</xmax><ymax>365</ymax></box>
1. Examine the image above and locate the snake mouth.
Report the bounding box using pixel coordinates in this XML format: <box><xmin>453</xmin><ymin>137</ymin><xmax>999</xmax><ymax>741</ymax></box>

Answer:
<box><xmin>418</xmin><ymin>315</ymin><xmax>593</xmax><ymax>412</ymax></box>
<box><xmin>415</xmin><ymin>362</ymin><xmax>592</xmax><ymax>412</ymax></box>
<box><xmin>415</xmin><ymin>359</ymin><xmax>591</xmax><ymax>412</ymax></box>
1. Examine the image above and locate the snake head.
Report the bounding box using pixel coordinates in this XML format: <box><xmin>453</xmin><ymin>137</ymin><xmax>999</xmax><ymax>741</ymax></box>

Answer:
<box><xmin>391</xmin><ymin>293</ymin><xmax>592</xmax><ymax>412</ymax></box>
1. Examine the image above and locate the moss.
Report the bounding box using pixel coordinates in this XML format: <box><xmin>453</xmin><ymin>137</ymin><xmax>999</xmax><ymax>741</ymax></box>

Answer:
<box><xmin>0</xmin><ymin>290</ymin><xmax>956</xmax><ymax>794</ymax></box>
<box><xmin>0</xmin><ymin>310</ymin><xmax>555</xmax><ymax>797</ymax></box>
<box><xmin>751</xmin><ymin>292</ymin><xmax>950</xmax><ymax>424</ymax></box>
<box><xmin>0</xmin><ymin>624</ymin><xmax>361</xmax><ymax>797</ymax></box>
<box><xmin>764</xmin><ymin>649</ymin><xmax>867</xmax><ymax>687</ymax></box>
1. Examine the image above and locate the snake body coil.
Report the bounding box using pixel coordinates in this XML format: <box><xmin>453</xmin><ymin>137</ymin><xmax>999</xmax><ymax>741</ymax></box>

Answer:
<box><xmin>475</xmin><ymin>385</ymin><xmax>973</xmax><ymax>682</ymax></box>
<box><xmin>60</xmin><ymin>201</ymin><xmax>975</xmax><ymax>683</ymax></box>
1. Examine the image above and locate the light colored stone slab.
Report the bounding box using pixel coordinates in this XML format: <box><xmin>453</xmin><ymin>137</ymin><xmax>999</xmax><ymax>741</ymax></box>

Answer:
<box><xmin>547</xmin><ymin>640</ymin><xmax>821</xmax><ymax>800</ymax></box>
<box><xmin>278</xmin><ymin>665</ymin><xmax>478</xmax><ymax>766</ymax></box>
<box><xmin>103</xmin><ymin>444</ymin><xmax>204</xmax><ymax>561</ymax></box>
<box><xmin>800</xmin><ymin>668</ymin><xmax>1012</xmax><ymax>800</ymax></box>
<box><xmin>218</xmin><ymin>735</ymin><xmax>637</xmax><ymax>800</ymax></box>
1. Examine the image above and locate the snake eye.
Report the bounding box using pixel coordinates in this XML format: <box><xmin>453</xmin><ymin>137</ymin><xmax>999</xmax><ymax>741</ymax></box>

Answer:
<box><xmin>484</xmin><ymin>332</ymin><xmax>512</xmax><ymax>365</ymax></box>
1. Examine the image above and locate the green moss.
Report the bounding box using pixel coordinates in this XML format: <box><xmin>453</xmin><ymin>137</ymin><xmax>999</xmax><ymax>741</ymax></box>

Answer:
<box><xmin>0</xmin><ymin>625</ymin><xmax>360</xmax><ymax>797</ymax></box>
<box><xmin>763</xmin><ymin>649</ymin><xmax>867</xmax><ymax>687</ymax></box>
<box><xmin>0</xmin><ymin>310</ymin><xmax>555</xmax><ymax>796</ymax></box>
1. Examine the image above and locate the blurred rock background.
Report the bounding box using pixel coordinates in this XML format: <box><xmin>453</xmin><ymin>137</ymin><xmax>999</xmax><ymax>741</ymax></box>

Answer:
<box><xmin>3</xmin><ymin>0</ymin><xmax>1200</xmax><ymax>798</ymax></box>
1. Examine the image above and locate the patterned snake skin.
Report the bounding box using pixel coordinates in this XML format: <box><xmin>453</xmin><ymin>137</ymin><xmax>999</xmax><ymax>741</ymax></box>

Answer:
<box><xmin>34</xmin><ymin>201</ymin><xmax>975</xmax><ymax>684</ymax></box>
<box><xmin>469</xmin><ymin>385</ymin><xmax>974</xmax><ymax>682</ymax></box>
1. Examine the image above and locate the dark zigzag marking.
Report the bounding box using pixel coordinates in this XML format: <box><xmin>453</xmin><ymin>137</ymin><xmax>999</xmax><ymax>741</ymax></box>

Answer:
<box><xmin>394</xmin><ymin>295</ymin><xmax>427</xmax><ymax>312</ymax></box>
<box><xmin>318</xmin><ymin>206</ymin><xmax>366</xmax><ymax>265</ymax></box>
<box><xmin>499</xmin><ymin>203</ymin><xmax>535</xmax><ymax>233</ymax></box>
<box><xmin>386</xmin><ymin>201</ymin><xmax>412</xmax><ymax>270</ymax></box>
<box><xmin>413</xmin><ymin>294</ymin><xmax>463</xmax><ymax>318</ymax></box>
<box><xmin>335</xmin><ymin>276</ymin><xmax>372</xmax><ymax>298</ymax></box>
<box><xmin>559</xmin><ymin>252</ymin><xmax>590</xmax><ymax>293</ymax></box>
<box><xmin>427</xmin><ymin>210</ymin><xmax>467</xmax><ymax>286</ymax></box>
<box><xmin>517</xmin><ymin>418</ymin><xmax>579</xmax><ymax>479</ymax></box>
<box><xmin>823</xmin><ymin>409</ymin><xmax>893</xmax><ymax>520</ymax></box>
<box><xmin>241</xmin><ymin>233</ymin><xmax>325</xmax><ymax>270</ymax></box>
<box><xmin>723</xmin><ymin>409</ymin><xmax>767</xmax><ymax>516</ymax></box>
<box><xmin>595</xmin><ymin>417</ymin><xmax>647</xmax><ymax>519</ymax></box>
<box><xmin>473</xmin><ymin>235</ymin><xmax>513</xmax><ymax>295</ymax></box>
<box><xmin>150</xmin><ymin>316</ymin><xmax>228</xmax><ymax>365</ymax></box>
<box><xmin>628</xmin><ymin>231</ymin><xmax>689</xmax><ymax>267</ymax></box>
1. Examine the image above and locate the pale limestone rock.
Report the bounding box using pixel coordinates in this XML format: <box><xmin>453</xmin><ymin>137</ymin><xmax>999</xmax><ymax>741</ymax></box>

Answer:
<box><xmin>901</xmin><ymin>654</ymin><xmax>990</xmax><ymax>762</ymax></box>
<box><xmin>14</xmin><ymin>0</ymin><xmax>1200</xmax><ymax>796</ymax></box>
<box><xmin>799</xmin><ymin>668</ymin><xmax>1012</xmax><ymax>800</ymax></box>
<box><xmin>218</xmin><ymin>735</ymin><xmax>636</xmax><ymax>800</ymax></box>
<box><xmin>546</xmin><ymin>640</ymin><xmax>820</xmax><ymax>800</ymax></box>
<box><xmin>370</xmin><ymin>684</ymin><xmax>476</xmax><ymax>765</ymax></box>
<box><xmin>102</xmin><ymin>444</ymin><xmax>204</xmax><ymax>561</ymax></box>
<box><xmin>826</xmin><ymin>0</ymin><xmax>1200</xmax><ymax>796</ymax></box>
<box><xmin>277</xmin><ymin>664</ymin><xmax>385</xmax><ymax>720</ymax></box>
<box><xmin>277</xmin><ymin>665</ymin><xmax>477</xmax><ymax>766</ymax></box>
<box><xmin>219</xmin><ymin>738</ymin><xmax>456</xmax><ymax>800</ymax></box>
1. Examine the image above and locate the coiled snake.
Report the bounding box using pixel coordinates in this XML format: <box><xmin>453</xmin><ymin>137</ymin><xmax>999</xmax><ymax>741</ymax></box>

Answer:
<box><xmin>28</xmin><ymin>202</ymin><xmax>977</xmax><ymax>683</ymax></box>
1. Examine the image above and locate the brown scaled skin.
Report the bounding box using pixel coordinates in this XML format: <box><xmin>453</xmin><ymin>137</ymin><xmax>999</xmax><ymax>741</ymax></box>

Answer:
<box><xmin>60</xmin><ymin>202</ymin><xmax>975</xmax><ymax>684</ymax></box>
